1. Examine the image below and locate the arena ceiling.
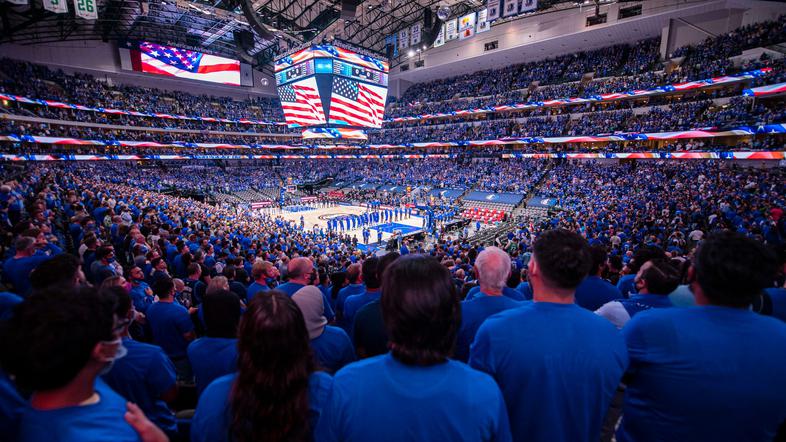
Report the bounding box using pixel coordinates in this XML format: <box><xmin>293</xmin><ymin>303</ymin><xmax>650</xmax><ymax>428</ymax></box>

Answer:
<box><xmin>0</xmin><ymin>0</ymin><xmax>568</xmax><ymax>70</ymax></box>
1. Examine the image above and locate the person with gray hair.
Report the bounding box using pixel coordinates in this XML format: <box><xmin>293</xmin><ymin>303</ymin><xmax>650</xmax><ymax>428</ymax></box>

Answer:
<box><xmin>454</xmin><ymin>247</ymin><xmax>525</xmax><ymax>362</ymax></box>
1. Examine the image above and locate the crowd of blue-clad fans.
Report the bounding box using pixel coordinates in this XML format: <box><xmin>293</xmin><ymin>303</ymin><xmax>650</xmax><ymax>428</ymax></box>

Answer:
<box><xmin>0</xmin><ymin>157</ymin><xmax>783</xmax><ymax>441</ymax></box>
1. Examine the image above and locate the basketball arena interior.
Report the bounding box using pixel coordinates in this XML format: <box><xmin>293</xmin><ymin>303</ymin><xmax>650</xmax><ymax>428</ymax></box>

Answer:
<box><xmin>0</xmin><ymin>0</ymin><xmax>785</xmax><ymax>441</ymax></box>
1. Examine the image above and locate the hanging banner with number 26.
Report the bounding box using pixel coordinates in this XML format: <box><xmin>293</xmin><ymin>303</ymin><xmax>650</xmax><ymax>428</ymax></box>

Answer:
<box><xmin>73</xmin><ymin>0</ymin><xmax>97</xmax><ymax>19</ymax></box>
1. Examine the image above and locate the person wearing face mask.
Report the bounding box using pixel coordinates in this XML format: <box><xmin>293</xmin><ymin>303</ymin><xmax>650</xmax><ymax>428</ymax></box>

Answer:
<box><xmin>0</xmin><ymin>285</ymin><xmax>165</xmax><ymax>441</ymax></box>
<box><xmin>100</xmin><ymin>286</ymin><xmax>179</xmax><ymax>439</ymax></box>
<box><xmin>91</xmin><ymin>245</ymin><xmax>119</xmax><ymax>286</ymax></box>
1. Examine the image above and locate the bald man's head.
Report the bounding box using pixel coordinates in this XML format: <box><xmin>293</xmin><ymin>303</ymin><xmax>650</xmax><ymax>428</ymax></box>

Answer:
<box><xmin>288</xmin><ymin>257</ymin><xmax>315</xmax><ymax>284</ymax></box>
<box><xmin>346</xmin><ymin>263</ymin><xmax>362</xmax><ymax>284</ymax></box>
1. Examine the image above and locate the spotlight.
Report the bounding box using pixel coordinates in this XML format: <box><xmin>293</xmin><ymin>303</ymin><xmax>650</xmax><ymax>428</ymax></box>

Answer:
<box><xmin>437</xmin><ymin>5</ymin><xmax>450</xmax><ymax>20</ymax></box>
<box><xmin>408</xmin><ymin>50</ymin><xmax>415</xmax><ymax>57</ymax></box>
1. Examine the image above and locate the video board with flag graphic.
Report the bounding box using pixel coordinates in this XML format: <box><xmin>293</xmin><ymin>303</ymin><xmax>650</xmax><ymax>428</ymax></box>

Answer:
<box><xmin>274</xmin><ymin>44</ymin><xmax>389</xmax><ymax>128</ymax></box>
<box><xmin>127</xmin><ymin>41</ymin><xmax>241</xmax><ymax>86</ymax></box>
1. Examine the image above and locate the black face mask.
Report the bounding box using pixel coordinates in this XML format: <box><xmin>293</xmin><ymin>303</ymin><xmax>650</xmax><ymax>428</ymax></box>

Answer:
<box><xmin>308</xmin><ymin>270</ymin><xmax>318</xmax><ymax>285</ymax></box>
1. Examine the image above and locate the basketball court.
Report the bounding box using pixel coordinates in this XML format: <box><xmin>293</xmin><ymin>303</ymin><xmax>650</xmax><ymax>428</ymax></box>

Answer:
<box><xmin>273</xmin><ymin>203</ymin><xmax>426</xmax><ymax>246</ymax></box>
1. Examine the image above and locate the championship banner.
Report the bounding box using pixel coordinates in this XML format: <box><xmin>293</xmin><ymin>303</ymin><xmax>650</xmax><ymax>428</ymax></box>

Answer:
<box><xmin>43</xmin><ymin>0</ymin><xmax>68</xmax><ymax>13</ymax></box>
<box><xmin>459</xmin><ymin>12</ymin><xmax>476</xmax><ymax>40</ymax></box>
<box><xmin>399</xmin><ymin>28</ymin><xmax>409</xmax><ymax>50</ymax></box>
<box><xmin>502</xmin><ymin>0</ymin><xmax>519</xmax><ymax>17</ymax></box>
<box><xmin>487</xmin><ymin>0</ymin><xmax>501</xmax><ymax>21</ymax></box>
<box><xmin>433</xmin><ymin>25</ymin><xmax>446</xmax><ymax>47</ymax></box>
<box><xmin>410</xmin><ymin>23</ymin><xmax>422</xmax><ymax>46</ymax></box>
<box><xmin>520</xmin><ymin>0</ymin><xmax>537</xmax><ymax>13</ymax></box>
<box><xmin>477</xmin><ymin>9</ymin><xmax>490</xmax><ymax>33</ymax></box>
<box><xmin>445</xmin><ymin>18</ymin><xmax>459</xmax><ymax>41</ymax></box>
<box><xmin>73</xmin><ymin>0</ymin><xmax>97</xmax><ymax>19</ymax></box>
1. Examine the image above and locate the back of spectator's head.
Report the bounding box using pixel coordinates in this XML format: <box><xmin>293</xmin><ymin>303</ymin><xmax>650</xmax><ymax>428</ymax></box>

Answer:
<box><xmin>588</xmin><ymin>245</ymin><xmax>608</xmax><ymax>276</ymax></box>
<box><xmin>635</xmin><ymin>258</ymin><xmax>681</xmax><ymax>295</ymax></box>
<box><xmin>475</xmin><ymin>247</ymin><xmax>512</xmax><ymax>292</ymax></box>
<box><xmin>153</xmin><ymin>277</ymin><xmax>175</xmax><ymax>298</ymax></box>
<box><xmin>377</xmin><ymin>252</ymin><xmax>400</xmax><ymax>283</ymax></box>
<box><xmin>30</xmin><ymin>254</ymin><xmax>83</xmax><ymax>292</ymax></box>
<box><xmin>692</xmin><ymin>231</ymin><xmax>776</xmax><ymax>308</ymax></box>
<box><xmin>203</xmin><ymin>289</ymin><xmax>241</xmax><ymax>338</ymax></box>
<box><xmin>629</xmin><ymin>246</ymin><xmax>667</xmax><ymax>273</ymax></box>
<box><xmin>0</xmin><ymin>286</ymin><xmax>117</xmax><ymax>392</ymax></box>
<box><xmin>362</xmin><ymin>257</ymin><xmax>381</xmax><ymax>289</ymax></box>
<box><xmin>381</xmin><ymin>255</ymin><xmax>460</xmax><ymax>365</ymax></box>
<box><xmin>346</xmin><ymin>263</ymin><xmax>362</xmax><ymax>284</ymax></box>
<box><xmin>531</xmin><ymin>229</ymin><xmax>592</xmax><ymax>291</ymax></box>
<box><xmin>14</xmin><ymin>236</ymin><xmax>35</xmax><ymax>255</ymax></box>
<box><xmin>208</xmin><ymin>276</ymin><xmax>230</xmax><ymax>295</ymax></box>
<box><xmin>222</xmin><ymin>265</ymin><xmax>237</xmax><ymax>281</ymax></box>
<box><xmin>187</xmin><ymin>262</ymin><xmax>201</xmax><ymax>278</ymax></box>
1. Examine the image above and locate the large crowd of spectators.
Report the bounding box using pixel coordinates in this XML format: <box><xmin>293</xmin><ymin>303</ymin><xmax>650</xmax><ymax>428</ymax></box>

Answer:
<box><xmin>0</xmin><ymin>158</ymin><xmax>784</xmax><ymax>441</ymax></box>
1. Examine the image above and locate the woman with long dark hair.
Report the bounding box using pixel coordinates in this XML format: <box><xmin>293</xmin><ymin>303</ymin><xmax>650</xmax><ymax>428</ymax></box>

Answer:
<box><xmin>315</xmin><ymin>255</ymin><xmax>511</xmax><ymax>441</ymax></box>
<box><xmin>191</xmin><ymin>290</ymin><xmax>332</xmax><ymax>442</ymax></box>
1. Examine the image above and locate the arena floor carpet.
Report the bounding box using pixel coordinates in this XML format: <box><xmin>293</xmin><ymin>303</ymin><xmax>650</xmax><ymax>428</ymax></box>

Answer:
<box><xmin>275</xmin><ymin>205</ymin><xmax>425</xmax><ymax>246</ymax></box>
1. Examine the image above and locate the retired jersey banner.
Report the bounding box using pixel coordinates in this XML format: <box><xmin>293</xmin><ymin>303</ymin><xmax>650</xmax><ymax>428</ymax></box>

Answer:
<box><xmin>487</xmin><ymin>0</ymin><xmax>501</xmax><ymax>21</ymax></box>
<box><xmin>445</xmin><ymin>18</ymin><xmax>459</xmax><ymax>41</ymax></box>
<box><xmin>503</xmin><ymin>0</ymin><xmax>519</xmax><ymax>17</ymax></box>
<box><xmin>520</xmin><ymin>0</ymin><xmax>537</xmax><ymax>13</ymax></box>
<box><xmin>477</xmin><ymin>9</ymin><xmax>490</xmax><ymax>33</ymax></box>
<box><xmin>398</xmin><ymin>28</ymin><xmax>409</xmax><ymax>50</ymax></box>
<box><xmin>459</xmin><ymin>12</ymin><xmax>476</xmax><ymax>39</ymax></box>
<box><xmin>433</xmin><ymin>24</ymin><xmax>446</xmax><ymax>47</ymax></box>
<box><xmin>384</xmin><ymin>34</ymin><xmax>398</xmax><ymax>58</ymax></box>
<box><xmin>410</xmin><ymin>23</ymin><xmax>422</xmax><ymax>46</ymax></box>
<box><xmin>43</xmin><ymin>0</ymin><xmax>68</xmax><ymax>13</ymax></box>
<box><xmin>73</xmin><ymin>0</ymin><xmax>97</xmax><ymax>19</ymax></box>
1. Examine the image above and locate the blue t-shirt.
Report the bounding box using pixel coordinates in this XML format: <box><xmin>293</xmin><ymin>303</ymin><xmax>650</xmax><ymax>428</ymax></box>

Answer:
<box><xmin>343</xmin><ymin>291</ymin><xmax>381</xmax><ymax>334</ymax></box>
<box><xmin>765</xmin><ymin>287</ymin><xmax>786</xmax><ymax>322</ymax></box>
<box><xmin>0</xmin><ymin>369</ymin><xmax>26</xmax><ymax>441</ymax></box>
<box><xmin>187</xmin><ymin>337</ymin><xmax>238</xmax><ymax>396</ymax></box>
<box><xmin>19</xmin><ymin>379</ymin><xmax>140</xmax><ymax>442</ymax></box>
<box><xmin>455</xmin><ymin>293</ymin><xmax>523</xmax><ymax>362</ymax></box>
<box><xmin>246</xmin><ymin>281</ymin><xmax>269</xmax><ymax>301</ymax></box>
<box><xmin>574</xmin><ymin>276</ymin><xmax>623</xmax><ymax>311</ymax></box>
<box><xmin>129</xmin><ymin>283</ymin><xmax>154</xmax><ymax>313</ymax></box>
<box><xmin>146</xmin><ymin>301</ymin><xmax>194</xmax><ymax>359</ymax></box>
<box><xmin>101</xmin><ymin>338</ymin><xmax>177</xmax><ymax>433</ymax></box>
<box><xmin>0</xmin><ymin>291</ymin><xmax>22</xmax><ymax>321</ymax></box>
<box><xmin>470</xmin><ymin>302</ymin><xmax>628</xmax><ymax>442</ymax></box>
<box><xmin>336</xmin><ymin>283</ymin><xmax>365</xmax><ymax>313</ymax></box>
<box><xmin>315</xmin><ymin>353</ymin><xmax>511</xmax><ymax>442</ymax></box>
<box><xmin>191</xmin><ymin>371</ymin><xmax>332</xmax><ymax>442</ymax></box>
<box><xmin>312</xmin><ymin>326</ymin><xmax>356</xmax><ymax>374</ymax></box>
<box><xmin>465</xmin><ymin>285</ymin><xmax>525</xmax><ymax>302</ymax></box>
<box><xmin>617</xmin><ymin>274</ymin><xmax>636</xmax><ymax>298</ymax></box>
<box><xmin>515</xmin><ymin>282</ymin><xmax>533</xmax><ymax>300</ymax></box>
<box><xmin>2</xmin><ymin>253</ymin><xmax>53</xmax><ymax>297</ymax></box>
<box><xmin>617</xmin><ymin>306</ymin><xmax>786</xmax><ymax>442</ymax></box>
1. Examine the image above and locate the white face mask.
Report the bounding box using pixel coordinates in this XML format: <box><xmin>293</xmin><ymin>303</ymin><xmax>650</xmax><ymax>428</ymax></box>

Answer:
<box><xmin>98</xmin><ymin>338</ymin><xmax>128</xmax><ymax>375</ymax></box>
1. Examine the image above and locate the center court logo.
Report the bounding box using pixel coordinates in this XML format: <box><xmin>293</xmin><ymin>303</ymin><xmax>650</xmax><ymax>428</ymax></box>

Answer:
<box><xmin>485</xmin><ymin>194</ymin><xmax>498</xmax><ymax>201</ymax></box>
<box><xmin>318</xmin><ymin>212</ymin><xmax>353</xmax><ymax>221</ymax></box>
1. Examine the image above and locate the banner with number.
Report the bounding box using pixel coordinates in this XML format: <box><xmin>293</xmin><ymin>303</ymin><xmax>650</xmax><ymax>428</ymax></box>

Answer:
<box><xmin>520</xmin><ymin>0</ymin><xmax>537</xmax><ymax>13</ymax></box>
<box><xmin>477</xmin><ymin>9</ymin><xmax>490</xmax><ymax>33</ymax></box>
<box><xmin>410</xmin><ymin>23</ymin><xmax>422</xmax><ymax>46</ymax></box>
<box><xmin>445</xmin><ymin>18</ymin><xmax>458</xmax><ymax>41</ymax></box>
<box><xmin>43</xmin><ymin>0</ymin><xmax>68</xmax><ymax>13</ymax></box>
<box><xmin>433</xmin><ymin>24</ymin><xmax>446</xmax><ymax>47</ymax></box>
<box><xmin>399</xmin><ymin>28</ymin><xmax>409</xmax><ymax>49</ymax></box>
<box><xmin>73</xmin><ymin>0</ymin><xmax>97</xmax><ymax>19</ymax></box>
<box><xmin>487</xmin><ymin>0</ymin><xmax>501</xmax><ymax>21</ymax></box>
<box><xmin>459</xmin><ymin>12</ymin><xmax>476</xmax><ymax>40</ymax></box>
<box><xmin>503</xmin><ymin>0</ymin><xmax>519</xmax><ymax>17</ymax></box>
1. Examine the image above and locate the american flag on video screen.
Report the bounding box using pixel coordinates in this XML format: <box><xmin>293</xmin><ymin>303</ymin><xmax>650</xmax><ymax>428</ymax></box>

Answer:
<box><xmin>138</xmin><ymin>42</ymin><xmax>241</xmax><ymax>86</ymax></box>
<box><xmin>278</xmin><ymin>79</ymin><xmax>326</xmax><ymax>126</ymax></box>
<box><xmin>329</xmin><ymin>77</ymin><xmax>386</xmax><ymax>128</ymax></box>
